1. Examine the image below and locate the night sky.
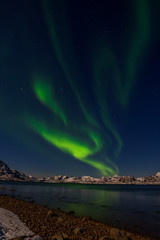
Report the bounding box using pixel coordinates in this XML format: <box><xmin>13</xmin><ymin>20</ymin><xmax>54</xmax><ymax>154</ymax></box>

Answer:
<box><xmin>0</xmin><ymin>0</ymin><xmax>160</xmax><ymax>178</ymax></box>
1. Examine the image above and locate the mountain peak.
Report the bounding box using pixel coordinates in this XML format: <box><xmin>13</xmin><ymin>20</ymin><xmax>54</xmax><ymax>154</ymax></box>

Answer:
<box><xmin>0</xmin><ymin>160</ymin><xmax>12</xmax><ymax>176</ymax></box>
<box><xmin>0</xmin><ymin>160</ymin><xmax>35</xmax><ymax>182</ymax></box>
<box><xmin>155</xmin><ymin>172</ymin><xmax>160</xmax><ymax>177</ymax></box>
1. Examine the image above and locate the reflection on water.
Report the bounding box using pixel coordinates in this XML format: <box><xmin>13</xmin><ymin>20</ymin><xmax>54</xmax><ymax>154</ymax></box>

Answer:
<box><xmin>64</xmin><ymin>189</ymin><xmax>120</xmax><ymax>221</ymax></box>
<box><xmin>0</xmin><ymin>182</ymin><xmax>160</xmax><ymax>237</ymax></box>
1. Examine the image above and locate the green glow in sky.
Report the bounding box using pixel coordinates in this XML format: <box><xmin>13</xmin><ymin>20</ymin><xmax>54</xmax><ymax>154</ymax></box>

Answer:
<box><xmin>28</xmin><ymin>115</ymin><xmax>118</xmax><ymax>176</ymax></box>
<box><xmin>26</xmin><ymin>0</ymin><xmax>150</xmax><ymax>176</ymax></box>
<box><xmin>33</xmin><ymin>77</ymin><xmax>67</xmax><ymax>125</ymax></box>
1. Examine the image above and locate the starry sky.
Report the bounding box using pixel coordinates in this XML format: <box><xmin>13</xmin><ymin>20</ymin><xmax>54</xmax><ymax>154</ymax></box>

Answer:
<box><xmin>0</xmin><ymin>0</ymin><xmax>160</xmax><ymax>178</ymax></box>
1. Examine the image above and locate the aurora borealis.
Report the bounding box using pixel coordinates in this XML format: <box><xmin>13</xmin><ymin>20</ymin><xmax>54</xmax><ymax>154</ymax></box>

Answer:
<box><xmin>0</xmin><ymin>0</ymin><xmax>160</xmax><ymax>177</ymax></box>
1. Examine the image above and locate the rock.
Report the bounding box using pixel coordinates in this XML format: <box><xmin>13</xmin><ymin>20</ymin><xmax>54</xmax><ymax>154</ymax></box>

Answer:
<box><xmin>83</xmin><ymin>236</ymin><xmax>94</xmax><ymax>240</ymax></box>
<box><xmin>110</xmin><ymin>228</ymin><xmax>122</xmax><ymax>239</ymax></box>
<box><xmin>61</xmin><ymin>233</ymin><xmax>68</xmax><ymax>239</ymax></box>
<box><xmin>51</xmin><ymin>232</ymin><xmax>68</xmax><ymax>240</ymax></box>
<box><xmin>110</xmin><ymin>229</ymin><xmax>132</xmax><ymax>240</ymax></box>
<box><xmin>99</xmin><ymin>236</ymin><xmax>111</xmax><ymax>240</ymax></box>
<box><xmin>51</xmin><ymin>233</ymin><xmax>63</xmax><ymax>240</ymax></box>
<box><xmin>7</xmin><ymin>236</ymin><xmax>43</xmax><ymax>240</ymax></box>
<box><xmin>47</xmin><ymin>210</ymin><xmax>57</xmax><ymax>217</ymax></box>
<box><xmin>82</xmin><ymin>216</ymin><xmax>91</xmax><ymax>221</ymax></box>
<box><xmin>122</xmin><ymin>234</ymin><xmax>132</xmax><ymax>240</ymax></box>
<box><xmin>73</xmin><ymin>227</ymin><xmax>84</xmax><ymax>234</ymax></box>
<box><xmin>57</xmin><ymin>217</ymin><xmax>64</xmax><ymax>223</ymax></box>
<box><xmin>0</xmin><ymin>207</ymin><xmax>35</xmax><ymax>239</ymax></box>
<box><xmin>24</xmin><ymin>236</ymin><xmax>43</xmax><ymax>240</ymax></box>
<box><xmin>67</xmin><ymin>210</ymin><xmax>75</xmax><ymax>215</ymax></box>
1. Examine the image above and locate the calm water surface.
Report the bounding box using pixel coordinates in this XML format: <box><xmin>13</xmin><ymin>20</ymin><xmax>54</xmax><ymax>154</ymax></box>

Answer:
<box><xmin>0</xmin><ymin>182</ymin><xmax>160</xmax><ymax>237</ymax></box>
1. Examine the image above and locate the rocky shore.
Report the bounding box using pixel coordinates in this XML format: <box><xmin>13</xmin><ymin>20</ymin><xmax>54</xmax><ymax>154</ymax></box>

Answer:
<box><xmin>0</xmin><ymin>195</ymin><xmax>159</xmax><ymax>240</ymax></box>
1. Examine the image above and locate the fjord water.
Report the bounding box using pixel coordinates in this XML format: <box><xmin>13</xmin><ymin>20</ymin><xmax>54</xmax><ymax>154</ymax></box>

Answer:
<box><xmin>0</xmin><ymin>182</ymin><xmax>160</xmax><ymax>237</ymax></box>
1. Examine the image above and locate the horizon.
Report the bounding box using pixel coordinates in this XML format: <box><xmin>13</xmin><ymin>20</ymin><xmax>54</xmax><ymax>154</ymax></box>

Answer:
<box><xmin>1</xmin><ymin>159</ymin><xmax>159</xmax><ymax>179</ymax></box>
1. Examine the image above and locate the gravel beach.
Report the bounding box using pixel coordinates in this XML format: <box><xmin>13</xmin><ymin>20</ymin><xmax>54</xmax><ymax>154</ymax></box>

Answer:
<box><xmin>0</xmin><ymin>195</ymin><xmax>159</xmax><ymax>240</ymax></box>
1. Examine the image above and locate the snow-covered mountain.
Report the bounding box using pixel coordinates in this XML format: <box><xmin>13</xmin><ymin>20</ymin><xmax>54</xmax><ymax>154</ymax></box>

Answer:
<box><xmin>1</xmin><ymin>159</ymin><xmax>160</xmax><ymax>184</ymax></box>
<box><xmin>0</xmin><ymin>160</ymin><xmax>36</xmax><ymax>182</ymax></box>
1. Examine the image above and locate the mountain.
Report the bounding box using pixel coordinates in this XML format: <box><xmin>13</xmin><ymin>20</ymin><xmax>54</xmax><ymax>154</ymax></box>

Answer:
<box><xmin>0</xmin><ymin>160</ymin><xmax>13</xmax><ymax>176</ymax></box>
<box><xmin>1</xmin><ymin>159</ymin><xmax>160</xmax><ymax>184</ymax></box>
<box><xmin>0</xmin><ymin>160</ymin><xmax>36</xmax><ymax>182</ymax></box>
<box><xmin>39</xmin><ymin>173</ymin><xmax>160</xmax><ymax>185</ymax></box>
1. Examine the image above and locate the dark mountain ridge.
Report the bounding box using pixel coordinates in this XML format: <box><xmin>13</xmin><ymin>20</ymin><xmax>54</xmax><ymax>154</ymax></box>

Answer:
<box><xmin>0</xmin><ymin>160</ymin><xmax>35</xmax><ymax>182</ymax></box>
<box><xmin>0</xmin><ymin>160</ymin><xmax>160</xmax><ymax>184</ymax></box>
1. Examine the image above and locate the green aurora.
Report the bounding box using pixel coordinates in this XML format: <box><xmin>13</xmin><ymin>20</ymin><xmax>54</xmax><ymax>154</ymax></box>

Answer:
<box><xmin>27</xmin><ymin>0</ymin><xmax>150</xmax><ymax>176</ymax></box>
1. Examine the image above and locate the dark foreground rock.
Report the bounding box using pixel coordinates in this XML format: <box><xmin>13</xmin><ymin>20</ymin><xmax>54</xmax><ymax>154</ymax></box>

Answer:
<box><xmin>0</xmin><ymin>195</ymin><xmax>158</xmax><ymax>240</ymax></box>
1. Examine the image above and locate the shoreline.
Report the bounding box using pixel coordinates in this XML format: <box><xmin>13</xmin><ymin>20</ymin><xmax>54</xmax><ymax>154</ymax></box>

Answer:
<box><xmin>0</xmin><ymin>195</ymin><xmax>159</xmax><ymax>240</ymax></box>
<box><xmin>1</xmin><ymin>180</ymin><xmax>160</xmax><ymax>185</ymax></box>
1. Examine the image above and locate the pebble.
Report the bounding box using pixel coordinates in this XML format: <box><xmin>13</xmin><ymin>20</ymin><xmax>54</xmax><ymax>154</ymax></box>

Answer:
<box><xmin>73</xmin><ymin>227</ymin><xmax>84</xmax><ymax>234</ymax></box>
<box><xmin>51</xmin><ymin>232</ymin><xmax>68</xmax><ymax>240</ymax></box>
<box><xmin>99</xmin><ymin>237</ymin><xmax>111</xmax><ymax>240</ymax></box>
<box><xmin>57</xmin><ymin>217</ymin><xmax>64</xmax><ymax>223</ymax></box>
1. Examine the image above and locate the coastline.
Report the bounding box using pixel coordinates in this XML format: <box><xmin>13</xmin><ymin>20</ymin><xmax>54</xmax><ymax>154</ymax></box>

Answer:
<box><xmin>1</xmin><ymin>180</ymin><xmax>160</xmax><ymax>185</ymax></box>
<box><xmin>0</xmin><ymin>195</ymin><xmax>159</xmax><ymax>240</ymax></box>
